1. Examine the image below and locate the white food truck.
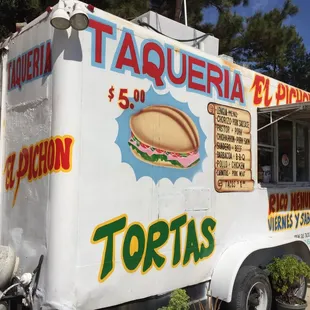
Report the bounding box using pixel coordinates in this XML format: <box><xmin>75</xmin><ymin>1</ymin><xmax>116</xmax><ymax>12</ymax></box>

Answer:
<box><xmin>1</xmin><ymin>1</ymin><xmax>310</xmax><ymax>309</ymax></box>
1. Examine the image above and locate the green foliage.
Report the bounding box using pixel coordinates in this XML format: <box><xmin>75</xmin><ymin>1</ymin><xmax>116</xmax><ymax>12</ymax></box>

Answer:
<box><xmin>200</xmin><ymin>10</ymin><xmax>244</xmax><ymax>55</ymax></box>
<box><xmin>158</xmin><ymin>289</ymin><xmax>190</xmax><ymax>310</ymax></box>
<box><xmin>233</xmin><ymin>0</ymin><xmax>301</xmax><ymax>77</ymax></box>
<box><xmin>267</xmin><ymin>256</ymin><xmax>310</xmax><ymax>304</ymax></box>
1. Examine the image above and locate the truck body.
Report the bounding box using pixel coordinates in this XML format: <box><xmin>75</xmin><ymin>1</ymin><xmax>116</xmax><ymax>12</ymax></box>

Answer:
<box><xmin>1</xmin><ymin>1</ymin><xmax>310</xmax><ymax>309</ymax></box>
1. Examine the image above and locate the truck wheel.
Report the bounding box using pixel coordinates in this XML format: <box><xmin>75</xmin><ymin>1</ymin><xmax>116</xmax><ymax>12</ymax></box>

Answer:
<box><xmin>225</xmin><ymin>266</ymin><xmax>272</xmax><ymax>310</ymax></box>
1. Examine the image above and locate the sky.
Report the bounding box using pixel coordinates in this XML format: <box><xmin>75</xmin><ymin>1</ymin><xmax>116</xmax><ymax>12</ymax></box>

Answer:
<box><xmin>203</xmin><ymin>0</ymin><xmax>310</xmax><ymax>50</ymax></box>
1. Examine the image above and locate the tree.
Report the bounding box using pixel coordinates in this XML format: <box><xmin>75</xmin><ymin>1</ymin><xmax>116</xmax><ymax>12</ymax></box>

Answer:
<box><xmin>200</xmin><ymin>10</ymin><xmax>244</xmax><ymax>55</ymax></box>
<box><xmin>278</xmin><ymin>38</ymin><xmax>310</xmax><ymax>90</ymax></box>
<box><xmin>0</xmin><ymin>0</ymin><xmax>44</xmax><ymax>40</ymax></box>
<box><xmin>0</xmin><ymin>0</ymin><xmax>249</xmax><ymax>43</ymax></box>
<box><xmin>90</xmin><ymin>0</ymin><xmax>149</xmax><ymax>20</ymax></box>
<box><xmin>233</xmin><ymin>0</ymin><xmax>301</xmax><ymax>79</ymax></box>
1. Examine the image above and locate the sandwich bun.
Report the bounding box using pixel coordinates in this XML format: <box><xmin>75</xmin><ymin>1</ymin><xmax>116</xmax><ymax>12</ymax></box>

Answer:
<box><xmin>130</xmin><ymin>105</ymin><xmax>199</xmax><ymax>153</ymax></box>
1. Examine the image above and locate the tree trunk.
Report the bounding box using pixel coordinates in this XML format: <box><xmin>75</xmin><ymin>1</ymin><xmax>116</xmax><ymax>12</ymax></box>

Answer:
<box><xmin>175</xmin><ymin>0</ymin><xmax>182</xmax><ymax>22</ymax></box>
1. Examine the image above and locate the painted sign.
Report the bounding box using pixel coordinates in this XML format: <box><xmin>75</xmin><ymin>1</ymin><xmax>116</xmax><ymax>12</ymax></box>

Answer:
<box><xmin>112</xmin><ymin>87</ymin><xmax>207</xmax><ymax>183</ymax></box>
<box><xmin>208</xmin><ymin>103</ymin><xmax>253</xmax><ymax>192</ymax></box>
<box><xmin>251</xmin><ymin>74</ymin><xmax>310</xmax><ymax>107</ymax></box>
<box><xmin>268</xmin><ymin>191</ymin><xmax>310</xmax><ymax>232</ymax></box>
<box><xmin>3</xmin><ymin>135</ymin><xmax>74</xmax><ymax>207</ymax></box>
<box><xmin>86</xmin><ymin>15</ymin><xmax>245</xmax><ymax>107</ymax></box>
<box><xmin>91</xmin><ymin>213</ymin><xmax>216</xmax><ymax>283</ymax></box>
<box><xmin>7</xmin><ymin>40</ymin><xmax>52</xmax><ymax>91</ymax></box>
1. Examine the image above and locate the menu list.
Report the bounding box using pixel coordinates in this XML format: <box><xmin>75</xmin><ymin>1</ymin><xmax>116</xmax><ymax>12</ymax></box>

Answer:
<box><xmin>208</xmin><ymin>103</ymin><xmax>254</xmax><ymax>192</ymax></box>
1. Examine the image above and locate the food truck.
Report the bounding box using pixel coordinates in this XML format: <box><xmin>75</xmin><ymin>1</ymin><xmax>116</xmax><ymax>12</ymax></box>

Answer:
<box><xmin>1</xmin><ymin>1</ymin><xmax>310</xmax><ymax>309</ymax></box>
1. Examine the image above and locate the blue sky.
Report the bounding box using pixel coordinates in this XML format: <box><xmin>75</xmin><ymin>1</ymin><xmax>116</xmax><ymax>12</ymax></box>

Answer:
<box><xmin>203</xmin><ymin>0</ymin><xmax>310</xmax><ymax>50</ymax></box>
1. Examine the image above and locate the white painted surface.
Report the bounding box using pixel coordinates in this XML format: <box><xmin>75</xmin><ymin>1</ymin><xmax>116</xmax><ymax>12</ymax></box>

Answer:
<box><xmin>0</xmin><ymin>1</ymin><xmax>310</xmax><ymax>310</ymax></box>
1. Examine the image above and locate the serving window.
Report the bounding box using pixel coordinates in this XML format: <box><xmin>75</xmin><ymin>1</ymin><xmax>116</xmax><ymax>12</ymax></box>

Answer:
<box><xmin>257</xmin><ymin>103</ymin><xmax>310</xmax><ymax>185</ymax></box>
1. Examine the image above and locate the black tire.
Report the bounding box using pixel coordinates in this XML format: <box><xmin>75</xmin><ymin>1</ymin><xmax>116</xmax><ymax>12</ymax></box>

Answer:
<box><xmin>224</xmin><ymin>266</ymin><xmax>272</xmax><ymax>310</ymax></box>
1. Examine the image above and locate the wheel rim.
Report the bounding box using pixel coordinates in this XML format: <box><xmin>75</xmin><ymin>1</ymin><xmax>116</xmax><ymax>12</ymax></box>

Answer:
<box><xmin>246</xmin><ymin>282</ymin><xmax>269</xmax><ymax>310</ymax></box>
<box><xmin>294</xmin><ymin>276</ymin><xmax>306</xmax><ymax>298</ymax></box>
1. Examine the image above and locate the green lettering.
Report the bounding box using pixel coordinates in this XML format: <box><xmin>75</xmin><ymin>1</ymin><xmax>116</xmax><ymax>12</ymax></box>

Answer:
<box><xmin>122</xmin><ymin>223</ymin><xmax>145</xmax><ymax>272</ymax></box>
<box><xmin>143</xmin><ymin>220</ymin><xmax>169</xmax><ymax>273</ymax></box>
<box><xmin>183</xmin><ymin>219</ymin><xmax>200</xmax><ymax>265</ymax></box>
<box><xmin>170</xmin><ymin>214</ymin><xmax>187</xmax><ymax>267</ymax></box>
<box><xmin>200</xmin><ymin>217</ymin><xmax>216</xmax><ymax>259</ymax></box>
<box><xmin>91</xmin><ymin>215</ymin><xmax>127</xmax><ymax>282</ymax></box>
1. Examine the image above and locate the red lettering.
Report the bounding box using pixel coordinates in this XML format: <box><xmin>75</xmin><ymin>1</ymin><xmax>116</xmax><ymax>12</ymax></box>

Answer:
<box><xmin>167</xmin><ymin>48</ymin><xmax>186</xmax><ymax>85</ymax></box>
<box><xmin>22</xmin><ymin>54</ymin><xmax>27</xmax><ymax>82</ymax></box>
<box><xmin>188</xmin><ymin>56</ymin><xmax>205</xmax><ymax>92</ymax></box>
<box><xmin>302</xmin><ymin>92</ymin><xmax>309</xmax><ymax>102</ymax></box>
<box><xmin>231</xmin><ymin>73</ymin><xmax>244</xmax><ymax>103</ymax></box>
<box><xmin>116</xmin><ymin>33</ymin><xmax>140</xmax><ymax>74</ymax></box>
<box><xmin>13</xmin><ymin>148</ymin><xmax>29</xmax><ymax>206</ymax></box>
<box><xmin>4</xmin><ymin>136</ymin><xmax>74</xmax><ymax>207</ymax></box>
<box><xmin>44</xmin><ymin>42</ymin><xmax>52</xmax><ymax>74</ymax></box>
<box><xmin>251</xmin><ymin>75</ymin><xmax>265</xmax><ymax>105</ymax></box>
<box><xmin>280</xmin><ymin>194</ymin><xmax>288</xmax><ymax>211</ymax></box>
<box><xmin>38</xmin><ymin>140</ymin><xmax>48</xmax><ymax>177</ymax></box>
<box><xmin>290</xmin><ymin>192</ymin><xmax>310</xmax><ymax>211</ymax></box>
<box><xmin>224</xmin><ymin>69</ymin><xmax>230</xmax><ymax>99</ymax></box>
<box><xmin>296</xmin><ymin>89</ymin><xmax>303</xmax><ymax>102</ymax></box>
<box><xmin>285</xmin><ymin>85</ymin><xmax>289</xmax><ymax>103</ymax></box>
<box><xmin>27</xmin><ymin>146</ymin><xmax>34</xmax><ymax>181</ymax></box>
<box><xmin>263</xmin><ymin>78</ymin><xmax>272</xmax><ymax>106</ymax></box>
<box><xmin>4</xmin><ymin>153</ymin><xmax>16</xmax><ymax>191</ymax></box>
<box><xmin>47</xmin><ymin>140</ymin><xmax>55</xmax><ymax>171</ymax></box>
<box><xmin>251</xmin><ymin>75</ymin><xmax>272</xmax><ymax>106</ymax></box>
<box><xmin>40</xmin><ymin>45</ymin><xmax>44</xmax><ymax>76</ymax></box>
<box><xmin>276</xmin><ymin>83</ymin><xmax>285</xmax><ymax>105</ymax></box>
<box><xmin>89</xmin><ymin>19</ymin><xmax>114</xmax><ymax>65</ymax></box>
<box><xmin>54</xmin><ymin>137</ymin><xmax>74</xmax><ymax>171</ymax></box>
<box><xmin>269</xmin><ymin>194</ymin><xmax>276</xmax><ymax>214</ymax></box>
<box><xmin>15</xmin><ymin>57</ymin><xmax>21</xmax><ymax>89</ymax></box>
<box><xmin>269</xmin><ymin>193</ymin><xmax>288</xmax><ymax>214</ymax></box>
<box><xmin>7</xmin><ymin>62</ymin><xmax>12</xmax><ymax>91</ymax></box>
<box><xmin>26</xmin><ymin>50</ymin><xmax>33</xmax><ymax>81</ymax></box>
<box><xmin>143</xmin><ymin>42</ymin><xmax>164</xmax><ymax>86</ymax></box>
<box><xmin>291</xmin><ymin>193</ymin><xmax>297</xmax><ymax>211</ymax></box>
<box><xmin>289</xmin><ymin>87</ymin><xmax>296</xmax><ymax>104</ymax></box>
<box><xmin>207</xmin><ymin>63</ymin><xmax>222</xmax><ymax>95</ymax></box>
<box><xmin>32</xmin><ymin>144</ymin><xmax>40</xmax><ymax>179</ymax></box>
<box><xmin>33</xmin><ymin>47</ymin><xmax>40</xmax><ymax>78</ymax></box>
<box><xmin>11</xmin><ymin>60</ymin><xmax>16</xmax><ymax>89</ymax></box>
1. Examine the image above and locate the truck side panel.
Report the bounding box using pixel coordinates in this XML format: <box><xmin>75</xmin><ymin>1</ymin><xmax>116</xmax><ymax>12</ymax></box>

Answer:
<box><xmin>74</xmin><ymin>10</ymin><xmax>310</xmax><ymax>309</ymax></box>
<box><xmin>1</xmin><ymin>17</ymin><xmax>52</xmax><ymax>279</ymax></box>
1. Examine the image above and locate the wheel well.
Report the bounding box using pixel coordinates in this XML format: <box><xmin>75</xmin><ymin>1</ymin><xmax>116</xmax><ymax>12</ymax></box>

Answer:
<box><xmin>210</xmin><ymin>240</ymin><xmax>310</xmax><ymax>303</ymax></box>
<box><xmin>241</xmin><ymin>240</ymin><xmax>310</xmax><ymax>269</ymax></box>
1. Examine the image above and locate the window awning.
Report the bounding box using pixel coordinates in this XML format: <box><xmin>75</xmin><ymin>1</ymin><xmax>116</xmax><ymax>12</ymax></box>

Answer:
<box><xmin>257</xmin><ymin>101</ymin><xmax>310</xmax><ymax>131</ymax></box>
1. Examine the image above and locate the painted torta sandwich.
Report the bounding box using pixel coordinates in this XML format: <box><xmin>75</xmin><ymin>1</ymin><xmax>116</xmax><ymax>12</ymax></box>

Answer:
<box><xmin>128</xmin><ymin>105</ymin><xmax>200</xmax><ymax>169</ymax></box>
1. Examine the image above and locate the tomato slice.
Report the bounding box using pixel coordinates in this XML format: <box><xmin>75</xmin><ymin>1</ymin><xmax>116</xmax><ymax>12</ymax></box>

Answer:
<box><xmin>140</xmin><ymin>143</ymin><xmax>149</xmax><ymax>148</ymax></box>
<box><xmin>156</xmin><ymin>149</ymin><xmax>164</xmax><ymax>153</ymax></box>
